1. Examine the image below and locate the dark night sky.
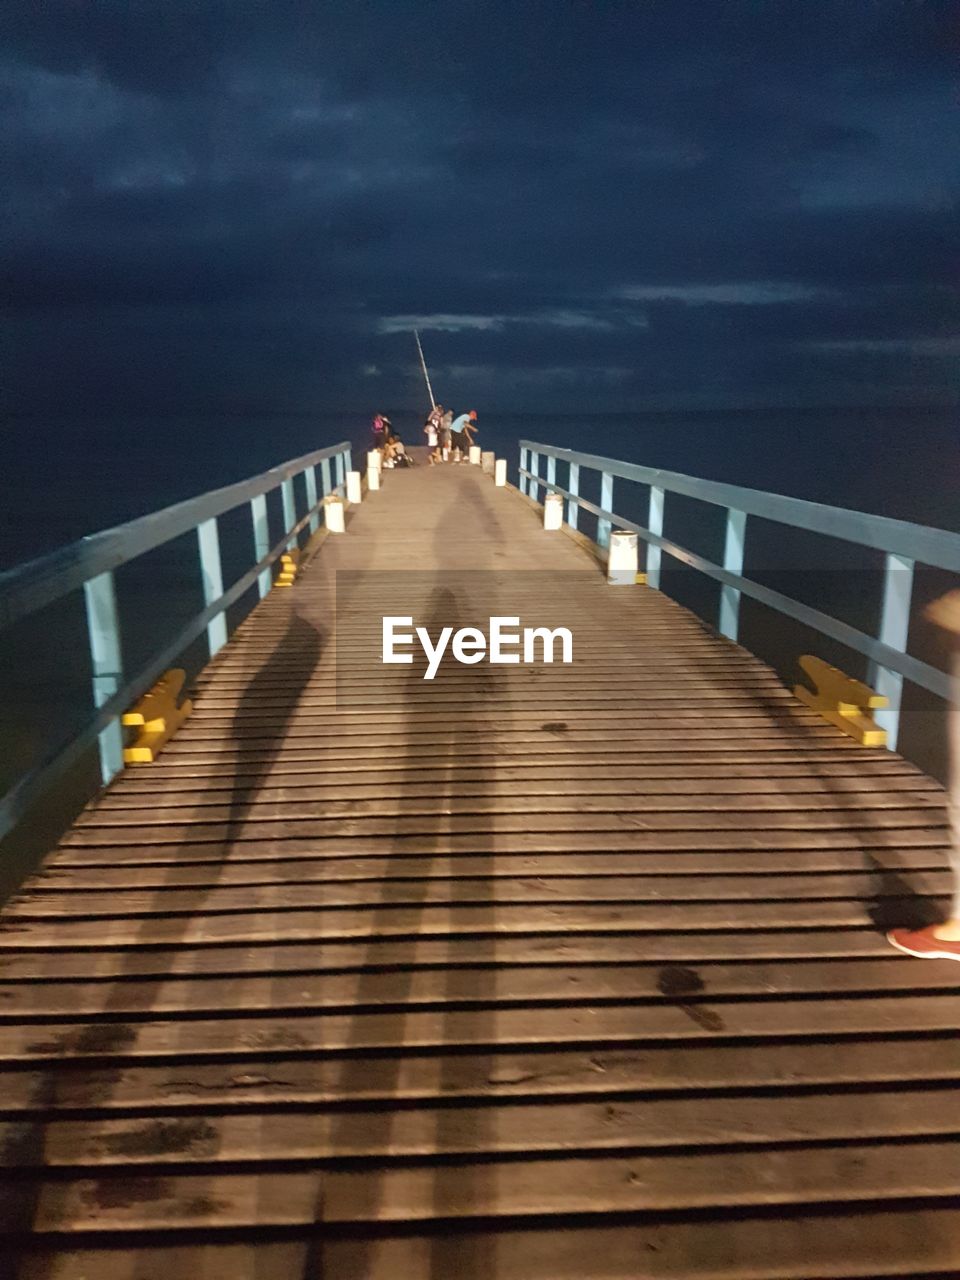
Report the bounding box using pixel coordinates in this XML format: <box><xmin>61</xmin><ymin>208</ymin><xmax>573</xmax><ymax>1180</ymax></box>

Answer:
<box><xmin>2</xmin><ymin>0</ymin><xmax>958</xmax><ymax>415</ymax></box>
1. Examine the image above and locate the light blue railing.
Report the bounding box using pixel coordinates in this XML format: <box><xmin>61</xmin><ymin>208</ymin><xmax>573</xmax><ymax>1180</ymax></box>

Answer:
<box><xmin>0</xmin><ymin>440</ymin><xmax>352</xmax><ymax>842</ymax></box>
<box><xmin>519</xmin><ymin>439</ymin><xmax>960</xmax><ymax>750</ymax></box>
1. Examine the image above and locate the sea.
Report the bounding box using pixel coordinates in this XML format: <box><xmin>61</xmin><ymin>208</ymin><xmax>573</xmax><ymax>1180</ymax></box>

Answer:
<box><xmin>1</xmin><ymin>405</ymin><xmax>957</xmax><ymax>893</ymax></box>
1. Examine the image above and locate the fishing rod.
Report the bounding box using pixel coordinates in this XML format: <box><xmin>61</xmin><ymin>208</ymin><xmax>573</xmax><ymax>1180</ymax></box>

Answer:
<box><xmin>413</xmin><ymin>329</ymin><xmax>437</xmax><ymax>410</ymax></box>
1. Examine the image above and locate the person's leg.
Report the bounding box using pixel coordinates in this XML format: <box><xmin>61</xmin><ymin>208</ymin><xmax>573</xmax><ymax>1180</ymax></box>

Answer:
<box><xmin>888</xmin><ymin>600</ymin><xmax>960</xmax><ymax>958</ymax></box>
<box><xmin>937</xmin><ymin>646</ymin><xmax>960</xmax><ymax>926</ymax></box>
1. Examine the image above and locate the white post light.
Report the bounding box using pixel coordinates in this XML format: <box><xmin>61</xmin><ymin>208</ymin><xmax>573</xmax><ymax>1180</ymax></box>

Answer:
<box><xmin>494</xmin><ymin>458</ymin><xmax>507</xmax><ymax>487</ymax></box>
<box><xmin>469</xmin><ymin>445</ymin><xmax>481</xmax><ymax>465</ymax></box>
<box><xmin>544</xmin><ymin>493</ymin><xmax>564</xmax><ymax>531</ymax></box>
<box><xmin>481</xmin><ymin>451</ymin><xmax>495</xmax><ymax>473</ymax></box>
<box><xmin>346</xmin><ymin>470</ymin><xmax>362</xmax><ymax>504</ymax></box>
<box><xmin>324</xmin><ymin>494</ymin><xmax>346</xmax><ymax>532</ymax></box>
<box><xmin>367</xmin><ymin>464</ymin><xmax>380</xmax><ymax>491</ymax></box>
<box><xmin>367</xmin><ymin>449</ymin><xmax>381</xmax><ymax>473</ymax></box>
<box><xmin>608</xmin><ymin>529</ymin><xmax>639</xmax><ymax>585</ymax></box>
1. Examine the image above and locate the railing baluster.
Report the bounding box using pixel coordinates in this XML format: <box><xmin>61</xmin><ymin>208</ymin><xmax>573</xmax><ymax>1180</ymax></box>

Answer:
<box><xmin>335</xmin><ymin>452</ymin><xmax>345</xmax><ymax>492</ymax></box>
<box><xmin>530</xmin><ymin>450</ymin><xmax>540</xmax><ymax>500</ymax></box>
<box><xmin>871</xmin><ymin>552</ymin><xmax>915</xmax><ymax>750</ymax></box>
<box><xmin>281</xmin><ymin>477</ymin><xmax>297</xmax><ymax>550</ymax></box>
<box><xmin>567</xmin><ymin>461</ymin><xmax>580</xmax><ymax>529</ymax></box>
<box><xmin>345</xmin><ymin>447</ymin><xmax>354</xmax><ymax>476</ymax></box>
<box><xmin>250</xmin><ymin>494</ymin><xmax>271</xmax><ymax>598</ymax></box>
<box><xmin>719</xmin><ymin>508</ymin><xmax>747</xmax><ymax>641</ymax></box>
<box><xmin>197</xmin><ymin>517</ymin><xmax>228</xmax><ymax>657</ymax></box>
<box><xmin>519</xmin><ymin>447</ymin><xmax>529</xmax><ymax>496</ymax></box>
<box><xmin>546</xmin><ymin>454</ymin><xmax>556</xmax><ymax>491</ymax></box>
<box><xmin>83</xmin><ymin>570</ymin><xmax>124</xmax><ymax>784</ymax></box>
<box><xmin>646</xmin><ymin>485</ymin><xmax>665</xmax><ymax>588</ymax></box>
<box><xmin>598</xmin><ymin>471</ymin><xmax>614</xmax><ymax>549</ymax></box>
<box><xmin>321</xmin><ymin>457</ymin><xmax>332</xmax><ymax>500</ymax></box>
<box><xmin>304</xmin><ymin>467</ymin><xmax>319</xmax><ymax>534</ymax></box>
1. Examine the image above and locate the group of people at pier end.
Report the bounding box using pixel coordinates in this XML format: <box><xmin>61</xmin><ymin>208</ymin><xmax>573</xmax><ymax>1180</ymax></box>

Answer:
<box><xmin>369</xmin><ymin>406</ymin><xmax>480</xmax><ymax>467</ymax></box>
<box><xmin>423</xmin><ymin>404</ymin><xmax>479</xmax><ymax>464</ymax></box>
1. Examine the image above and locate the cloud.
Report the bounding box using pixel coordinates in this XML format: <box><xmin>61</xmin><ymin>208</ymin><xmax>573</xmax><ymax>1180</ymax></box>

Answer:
<box><xmin>802</xmin><ymin>336</ymin><xmax>960</xmax><ymax>356</ymax></box>
<box><xmin>617</xmin><ymin>282</ymin><xmax>833</xmax><ymax>306</ymax></box>
<box><xmin>378</xmin><ymin>309</ymin><xmax>630</xmax><ymax>335</ymax></box>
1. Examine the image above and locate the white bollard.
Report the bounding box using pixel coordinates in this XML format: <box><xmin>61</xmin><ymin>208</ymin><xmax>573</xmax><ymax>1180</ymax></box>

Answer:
<box><xmin>346</xmin><ymin>470</ymin><xmax>362</xmax><ymax>504</ymax></box>
<box><xmin>544</xmin><ymin>492</ymin><xmax>564</xmax><ymax>531</ymax></box>
<box><xmin>469</xmin><ymin>445</ymin><xmax>481</xmax><ymax>465</ymax></box>
<box><xmin>608</xmin><ymin>529</ymin><xmax>639</xmax><ymax>585</ymax></box>
<box><xmin>494</xmin><ymin>458</ymin><xmax>507</xmax><ymax>487</ymax></box>
<box><xmin>324</xmin><ymin>494</ymin><xmax>345</xmax><ymax>533</ymax></box>
<box><xmin>481</xmin><ymin>451</ymin><xmax>495</xmax><ymax>474</ymax></box>
<box><xmin>367</xmin><ymin>449</ymin><xmax>381</xmax><ymax>473</ymax></box>
<box><xmin>367</xmin><ymin>464</ymin><xmax>380</xmax><ymax>491</ymax></box>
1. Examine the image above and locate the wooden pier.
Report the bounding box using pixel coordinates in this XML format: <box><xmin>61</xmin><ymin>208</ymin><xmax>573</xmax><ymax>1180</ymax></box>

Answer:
<box><xmin>1</xmin><ymin>458</ymin><xmax>958</xmax><ymax>1278</ymax></box>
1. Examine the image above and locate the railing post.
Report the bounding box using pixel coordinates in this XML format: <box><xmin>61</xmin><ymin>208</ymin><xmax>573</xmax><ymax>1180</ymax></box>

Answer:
<box><xmin>598</xmin><ymin>471</ymin><xmax>614</xmax><ymax>549</ymax></box>
<box><xmin>646</xmin><ymin>485</ymin><xmax>665</xmax><ymax>589</ymax></box>
<box><xmin>345</xmin><ymin>447</ymin><xmax>354</xmax><ymax>476</ymax></box>
<box><xmin>197</xmin><ymin>517</ymin><xmax>228</xmax><ymax>657</ymax></box>
<box><xmin>335</xmin><ymin>452</ymin><xmax>345</xmax><ymax>492</ymax></box>
<box><xmin>530</xmin><ymin>450</ymin><xmax>540</xmax><ymax>501</ymax></box>
<box><xmin>281</xmin><ymin>477</ymin><xmax>297</xmax><ymax>550</ymax></box>
<box><xmin>567</xmin><ymin>461</ymin><xmax>580</xmax><ymax>529</ymax></box>
<box><xmin>519</xmin><ymin>447</ymin><xmax>529</xmax><ymax>496</ymax></box>
<box><xmin>321</xmin><ymin>457</ymin><xmax>332</xmax><ymax>499</ymax></box>
<box><xmin>546</xmin><ymin>454</ymin><xmax>556</xmax><ymax>492</ymax></box>
<box><xmin>304</xmin><ymin>467</ymin><xmax>319</xmax><ymax>534</ymax></box>
<box><xmin>250</xmin><ymin>494</ymin><xmax>271</xmax><ymax>599</ymax></box>
<box><xmin>83</xmin><ymin>570</ymin><xmax>124</xmax><ymax>785</ymax></box>
<box><xmin>719</xmin><ymin>508</ymin><xmax>747</xmax><ymax>641</ymax></box>
<box><xmin>870</xmin><ymin>552</ymin><xmax>915</xmax><ymax>750</ymax></box>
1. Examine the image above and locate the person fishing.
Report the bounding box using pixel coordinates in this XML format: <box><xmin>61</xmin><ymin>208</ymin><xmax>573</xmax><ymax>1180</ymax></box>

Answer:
<box><xmin>449</xmin><ymin>409</ymin><xmax>478</xmax><ymax>462</ymax></box>
<box><xmin>424</xmin><ymin>404</ymin><xmax>443</xmax><ymax>464</ymax></box>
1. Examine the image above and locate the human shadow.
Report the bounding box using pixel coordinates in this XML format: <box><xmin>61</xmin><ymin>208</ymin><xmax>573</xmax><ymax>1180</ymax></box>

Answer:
<box><xmin>1</xmin><ymin>605</ymin><xmax>323</xmax><ymax>1275</ymax></box>
<box><xmin>306</xmin><ymin>510</ymin><xmax>505</xmax><ymax>1278</ymax></box>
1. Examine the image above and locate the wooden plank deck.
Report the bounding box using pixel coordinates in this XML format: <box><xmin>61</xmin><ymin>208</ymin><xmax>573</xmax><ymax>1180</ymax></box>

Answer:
<box><xmin>1</xmin><ymin>459</ymin><xmax>957</xmax><ymax>1278</ymax></box>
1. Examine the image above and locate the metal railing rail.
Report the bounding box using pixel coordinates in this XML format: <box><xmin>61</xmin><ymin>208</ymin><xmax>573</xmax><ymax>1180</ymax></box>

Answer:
<box><xmin>0</xmin><ymin>440</ymin><xmax>352</xmax><ymax>842</ymax></box>
<box><xmin>519</xmin><ymin>439</ymin><xmax>960</xmax><ymax>749</ymax></box>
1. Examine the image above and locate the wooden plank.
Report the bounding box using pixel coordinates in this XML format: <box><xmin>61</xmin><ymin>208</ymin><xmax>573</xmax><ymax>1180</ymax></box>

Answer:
<box><xmin>93</xmin><ymin>760</ymin><xmax>931</xmax><ymax>801</ymax></box>
<box><xmin>77</xmin><ymin>773</ymin><xmax>947</xmax><ymax>824</ymax></box>
<box><xmin>3</xmin><ymin>994</ymin><xmax>960</xmax><ymax>1062</ymax></box>
<box><xmin>6</xmin><ymin>1085</ymin><xmax>960</xmax><ymax>1167</ymax></box>
<box><xmin>0</xmin><ymin>927</ymin><xmax>893</xmax><ymax>982</ymax></box>
<box><xmin>6</xmin><ymin>870</ymin><xmax>949</xmax><ymax>918</ymax></box>
<box><xmin>128</xmin><ymin>742</ymin><xmax>875</xmax><ymax>774</ymax></box>
<box><xmin>16</xmin><ymin>1211</ymin><xmax>960</xmax><ymax>1280</ymax></box>
<box><xmin>2</xmin><ymin>957</ymin><xmax>958</xmax><ymax>1019</ymax></box>
<box><xmin>162</xmin><ymin>721</ymin><xmax>838</xmax><ymax>748</ymax></box>
<box><xmin>0</xmin><ymin>899</ymin><xmax>939</xmax><ymax>950</ymax></box>
<box><xmin>154</xmin><ymin>719</ymin><xmax>841</xmax><ymax>750</ymax></box>
<box><xmin>4</xmin><ymin>1140</ymin><xmax>960</xmax><ymax>1232</ymax></box>
<box><xmin>55</xmin><ymin>807</ymin><xmax>952</xmax><ymax>850</ymax></box>
<box><xmin>310</xmin><ymin>1208</ymin><xmax>960</xmax><ymax>1280</ymax></box>
<box><xmin>34</xmin><ymin>846</ymin><xmax>951</xmax><ymax>891</ymax></box>
<box><xmin>4</xmin><ymin>1034</ymin><xmax>960</xmax><ymax>1114</ymax></box>
<box><xmin>45</xmin><ymin>826</ymin><xmax>954</xmax><ymax>866</ymax></box>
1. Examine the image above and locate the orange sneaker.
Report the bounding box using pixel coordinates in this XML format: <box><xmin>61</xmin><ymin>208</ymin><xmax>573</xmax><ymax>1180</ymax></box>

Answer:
<box><xmin>887</xmin><ymin>925</ymin><xmax>960</xmax><ymax>961</ymax></box>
